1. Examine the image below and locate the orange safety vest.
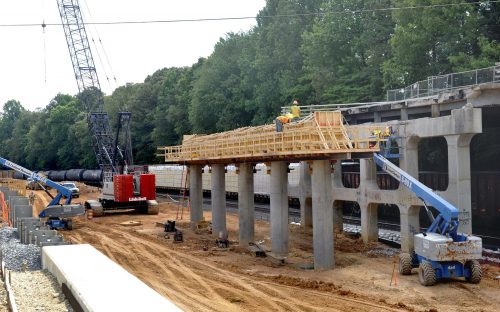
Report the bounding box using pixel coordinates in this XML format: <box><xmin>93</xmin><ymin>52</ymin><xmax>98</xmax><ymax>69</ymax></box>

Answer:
<box><xmin>277</xmin><ymin>115</ymin><xmax>289</xmax><ymax>124</ymax></box>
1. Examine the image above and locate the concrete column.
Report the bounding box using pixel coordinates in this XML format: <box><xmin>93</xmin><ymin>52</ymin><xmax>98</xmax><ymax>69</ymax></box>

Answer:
<box><xmin>446</xmin><ymin>134</ymin><xmax>474</xmax><ymax>234</ymax></box>
<box><xmin>332</xmin><ymin>201</ymin><xmax>343</xmax><ymax>233</ymax></box>
<box><xmin>360</xmin><ymin>203</ymin><xmax>378</xmax><ymax>243</ymax></box>
<box><xmin>238</xmin><ymin>163</ymin><xmax>254</xmax><ymax>246</ymax></box>
<box><xmin>312</xmin><ymin>160</ymin><xmax>334</xmax><ymax>270</ymax></box>
<box><xmin>189</xmin><ymin>165</ymin><xmax>203</xmax><ymax>228</ymax></box>
<box><xmin>359</xmin><ymin>159</ymin><xmax>378</xmax><ymax>243</ymax></box>
<box><xmin>399</xmin><ymin>136</ymin><xmax>420</xmax><ymax>177</ymax></box>
<box><xmin>270</xmin><ymin>161</ymin><xmax>288</xmax><ymax>256</ymax></box>
<box><xmin>400</xmin><ymin>108</ymin><xmax>409</xmax><ymax>121</ymax></box>
<box><xmin>431</xmin><ymin>103</ymin><xmax>440</xmax><ymax>118</ymax></box>
<box><xmin>211</xmin><ymin>164</ymin><xmax>226</xmax><ymax>237</ymax></box>
<box><xmin>299</xmin><ymin>161</ymin><xmax>312</xmax><ymax>228</ymax></box>
<box><xmin>374</xmin><ymin>112</ymin><xmax>382</xmax><ymax>123</ymax></box>
<box><xmin>400</xmin><ymin>205</ymin><xmax>420</xmax><ymax>252</ymax></box>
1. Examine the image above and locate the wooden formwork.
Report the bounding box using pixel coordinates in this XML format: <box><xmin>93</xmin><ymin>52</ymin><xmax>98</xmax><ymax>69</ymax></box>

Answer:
<box><xmin>158</xmin><ymin>111</ymin><xmax>387</xmax><ymax>164</ymax></box>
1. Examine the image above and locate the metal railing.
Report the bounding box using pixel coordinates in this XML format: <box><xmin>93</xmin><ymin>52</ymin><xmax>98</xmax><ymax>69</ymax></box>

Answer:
<box><xmin>387</xmin><ymin>64</ymin><xmax>500</xmax><ymax>101</ymax></box>
<box><xmin>280</xmin><ymin>101</ymin><xmax>393</xmax><ymax>117</ymax></box>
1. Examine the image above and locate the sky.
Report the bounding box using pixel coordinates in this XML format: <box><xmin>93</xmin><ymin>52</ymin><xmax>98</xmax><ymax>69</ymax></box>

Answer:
<box><xmin>0</xmin><ymin>0</ymin><xmax>266</xmax><ymax>111</ymax></box>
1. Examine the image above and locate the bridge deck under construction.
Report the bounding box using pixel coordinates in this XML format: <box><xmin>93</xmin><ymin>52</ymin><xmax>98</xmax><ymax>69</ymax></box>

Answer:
<box><xmin>157</xmin><ymin>111</ymin><xmax>386</xmax><ymax>164</ymax></box>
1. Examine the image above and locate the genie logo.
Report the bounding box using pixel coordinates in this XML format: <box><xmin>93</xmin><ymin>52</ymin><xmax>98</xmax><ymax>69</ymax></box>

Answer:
<box><xmin>401</xmin><ymin>175</ymin><xmax>413</xmax><ymax>189</ymax></box>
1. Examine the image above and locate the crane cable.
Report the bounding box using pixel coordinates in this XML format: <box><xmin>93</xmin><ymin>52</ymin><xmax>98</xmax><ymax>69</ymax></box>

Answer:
<box><xmin>81</xmin><ymin>0</ymin><xmax>118</xmax><ymax>89</ymax></box>
<box><xmin>79</xmin><ymin>1</ymin><xmax>112</xmax><ymax>91</ymax></box>
<box><xmin>41</xmin><ymin>0</ymin><xmax>47</xmax><ymax>83</ymax></box>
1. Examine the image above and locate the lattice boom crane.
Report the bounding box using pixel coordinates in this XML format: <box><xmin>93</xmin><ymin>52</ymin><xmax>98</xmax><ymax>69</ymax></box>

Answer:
<box><xmin>57</xmin><ymin>0</ymin><xmax>158</xmax><ymax>215</ymax></box>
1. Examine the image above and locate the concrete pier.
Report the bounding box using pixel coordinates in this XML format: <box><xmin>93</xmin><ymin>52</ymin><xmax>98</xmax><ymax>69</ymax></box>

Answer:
<box><xmin>359</xmin><ymin>159</ymin><xmax>379</xmax><ymax>243</ymax></box>
<box><xmin>270</xmin><ymin>161</ymin><xmax>288</xmax><ymax>256</ymax></box>
<box><xmin>211</xmin><ymin>164</ymin><xmax>226</xmax><ymax>236</ymax></box>
<box><xmin>238</xmin><ymin>163</ymin><xmax>254</xmax><ymax>246</ymax></box>
<box><xmin>299</xmin><ymin>161</ymin><xmax>312</xmax><ymax>228</ymax></box>
<box><xmin>446</xmin><ymin>134</ymin><xmax>474</xmax><ymax>233</ymax></box>
<box><xmin>312</xmin><ymin>160</ymin><xmax>334</xmax><ymax>270</ymax></box>
<box><xmin>189</xmin><ymin>164</ymin><xmax>203</xmax><ymax>228</ymax></box>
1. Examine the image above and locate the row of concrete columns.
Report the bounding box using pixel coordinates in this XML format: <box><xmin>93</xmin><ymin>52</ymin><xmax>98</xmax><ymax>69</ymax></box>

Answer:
<box><xmin>188</xmin><ymin>160</ymin><xmax>337</xmax><ymax>270</ymax></box>
<box><xmin>186</xmin><ymin>129</ymin><xmax>474</xmax><ymax>269</ymax></box>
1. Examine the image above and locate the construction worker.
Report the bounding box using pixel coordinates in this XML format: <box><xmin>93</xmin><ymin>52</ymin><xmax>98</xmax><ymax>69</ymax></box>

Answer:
<box><xmin>275</xmin><ymin>115</ymin><xmax>290</xmax><ymax>132</ymax></box>
<box><xmin>382</xmin><ymin>126</ymin><xmax>392</xmax><ymax>137</ymax></box>
<box><xmin>29</xmin><ymin>191</ymin><xmax>35</xmax><ymax>205</ymax></box>
<box><xmin>291</xmin><ymin>99</ymin><xmax>301</xmax><ymax>119</ymax></box>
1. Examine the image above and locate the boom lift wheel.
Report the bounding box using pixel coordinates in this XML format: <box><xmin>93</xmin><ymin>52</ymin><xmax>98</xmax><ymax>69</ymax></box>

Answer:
<box><xmin>399</xmin><ymin>253</ymin><xmax>413</xmax><ymax>275</ymax></box>
<box><xmin>418</xmin><ymin>261</ymin><xmax>436</xmax><ymax>286</ymax></box>
<box><xmin>465</xmin><ymin>260</ymin><xmax>482</xmax><ymax>284</ymax></box>
<box><xmin>66</xmin><ymin>219</ymin><xmax>73</xmax><ymax>230</ymax></box>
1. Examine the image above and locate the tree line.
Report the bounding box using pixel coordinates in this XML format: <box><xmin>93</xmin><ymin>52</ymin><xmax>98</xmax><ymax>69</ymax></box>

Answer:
<box><xmin>1</xmin><ymin>0</ymin><xmax>499</xmax><ymax>170</ymax></box>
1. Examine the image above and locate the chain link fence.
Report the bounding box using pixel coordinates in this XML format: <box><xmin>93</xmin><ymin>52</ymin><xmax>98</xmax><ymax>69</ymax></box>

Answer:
<box><xmin>387</xmin><ymin>64</ymin><xmax>500</xmax><ymax>101</ymax></box>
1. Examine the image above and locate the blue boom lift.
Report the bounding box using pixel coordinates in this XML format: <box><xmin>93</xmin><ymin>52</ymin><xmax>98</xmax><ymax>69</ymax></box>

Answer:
<box><xmin>373</xmin><ymin>153</ymin><xmax>482</xmax><ymax>286</ymax></box>
<box><xmin>0</xmin><ymin>157</ymin><xmax>84</xmax><ymax>230</ymax></box>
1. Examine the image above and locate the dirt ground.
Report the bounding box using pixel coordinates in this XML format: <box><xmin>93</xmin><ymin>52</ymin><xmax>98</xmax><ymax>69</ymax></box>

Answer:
<box><xmin>30</xmin><ymin>184</ymin><xmax>500</xmax><ymax>312</ymax></box>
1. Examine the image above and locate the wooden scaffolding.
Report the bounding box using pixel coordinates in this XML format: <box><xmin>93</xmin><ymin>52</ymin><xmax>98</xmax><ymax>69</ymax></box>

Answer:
<box><xmin>157</xmin><ymin>111</ymin><xmax>387</xmax><ymax>164</ymax></box>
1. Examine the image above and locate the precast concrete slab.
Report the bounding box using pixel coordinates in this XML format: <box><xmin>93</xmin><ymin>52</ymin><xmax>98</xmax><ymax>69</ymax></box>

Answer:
<box><xmin>18</xmin><ymin>217</ymin><xmax>40</xmax><ymax>242</ymax></box>
<box><xmin>9</xmin><ymin>196</ymin><xmax>29</xmax><ymax>225</ymax></box>
<box><xmin>30</xmin><ymin>230</ymin><xmax>57</xmax><ymax>245</ymax></box>
<box><xmin>25</xmin><ymin>225</ymin><xmax>50</xmax><ymax>245</ymax></box>
<box><xmin>42</xmin><ymin>244</ymin><xmax>182</xmax><ymax>312</ymax></box>
<box><xmin>36</xmin><ymin>234</ymin><xmax>64</xmax><ymax>247</ymax></box>
<box><xmin>14</xmin><ymin>205</ymin><xmax>32</xmax><ymax>228</ymax></box>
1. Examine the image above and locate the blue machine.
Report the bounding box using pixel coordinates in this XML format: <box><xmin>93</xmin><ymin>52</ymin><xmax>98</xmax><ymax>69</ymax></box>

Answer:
<box><xmin>0</xmin><ymin>157</ymin><xmax>84</xmax><ymax>230</ymax></box>
<box><xmin>373</xmin><ymin>153</ymin><xmax>482</xmax><ymax>286</ymax></box>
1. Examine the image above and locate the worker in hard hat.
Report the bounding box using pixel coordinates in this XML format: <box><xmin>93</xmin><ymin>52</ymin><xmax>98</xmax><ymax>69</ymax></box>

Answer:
<box><xmin>291</xmin><ymin>99</ymin><xmax>301</xmax><ymax>119</ymax></box>
<box><xmin>382</xmin><ymin>126</ymin><xmax>392</xmax><ymax>137</ymax></box>
<box><xmin>276</xmin><ymin>115</ymin><xmax>290</xmax><ymax>132</ymax></box>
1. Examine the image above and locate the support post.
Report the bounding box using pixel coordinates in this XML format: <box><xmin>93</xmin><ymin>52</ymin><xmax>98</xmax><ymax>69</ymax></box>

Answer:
<box><xmin>189</xmin><ymin>164</ymin><xmax>203</xmax><ymax>229</ymax></box>
<box><xmin>312</xmin><ymin>160</ymin><xmax>334</xmax><ymax>270</ymax></box>
<box><xmin>211</xmin><ymin>164</ymin><xmax>226</xmax><ymax>237</ymax></box>
<box><xmin>299</xmin><ymin>161</ymin><xmax>312</xmax><ymax>228</ymax></box>
<box><xmin>270</xmin><ymin>161</ymin><xmax>288</xmax><ymax>256</ymax></box>
<box><xmin>445</xmin><ymin>134</ymin><xmax>474</xmax><ymax>234</ymax></box>
<box><xmin>238</xmin><ymin>163</ymin><xmax>254</xmax><ymax>246</ymax></box>
<box><xmin>400</xmin><ymin>205</ymin><xmax>420</xmax><ymax>253</ymax></box>
<box><xmin>359</xmin><ymin>159</ymin><xmax>379</xmax><ymax>243</ymax></box>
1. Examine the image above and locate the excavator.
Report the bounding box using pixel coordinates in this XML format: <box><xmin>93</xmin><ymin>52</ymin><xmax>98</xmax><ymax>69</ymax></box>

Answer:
<box><xmin>374</xmin><ymin>152</ymin><xmax>482</xmax><ymax>286</ymax></box>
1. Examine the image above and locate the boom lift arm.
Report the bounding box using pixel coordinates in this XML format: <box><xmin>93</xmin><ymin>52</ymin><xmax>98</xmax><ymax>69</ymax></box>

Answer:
<box><xmin>373</xmin><ymin>153</ymin><xmax>482</xmax><ymax>286</ymax></box>
<box><xmin>0</xmin><ymin>157</ymin><xmax>84</xmax><ymax>229</ymax></box>
<box><xmin>373</xmin><ymin>153</ymin><xmax>459</xmax><ymax>239</ymax></box>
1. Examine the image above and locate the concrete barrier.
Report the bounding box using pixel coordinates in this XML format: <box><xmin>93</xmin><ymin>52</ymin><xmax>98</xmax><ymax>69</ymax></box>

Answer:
<box><xmin>42</xmin><ymin>244</ymin><xmax>182</xmax><ymax>312</ymax></box>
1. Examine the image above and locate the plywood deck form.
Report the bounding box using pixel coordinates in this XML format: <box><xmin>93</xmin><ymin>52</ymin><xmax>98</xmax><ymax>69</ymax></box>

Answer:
<box><xmin>158</xmin><ymin>111</ymin><xmax>386</xmax><ymax>164</ymax></box>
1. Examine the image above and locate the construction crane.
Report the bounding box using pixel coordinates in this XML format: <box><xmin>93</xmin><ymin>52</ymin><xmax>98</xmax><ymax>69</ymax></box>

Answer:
<box><xmin>373</xmin><ymin>153</ymin><xmax>482</xmax><ymax>286</ymax></box>
<box><xmin>0</xmin><ymin>157</ymin><xmax>84</xmax><ymax>230</ymax></box>
<box><xmin>57</xmin><ymin>0</ymin><xmax>158</xmax><ymax>216</ymax></box>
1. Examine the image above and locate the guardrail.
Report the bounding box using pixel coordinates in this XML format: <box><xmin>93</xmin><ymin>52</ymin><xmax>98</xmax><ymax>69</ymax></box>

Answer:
<box><xmin>387</xmin><ymin>64</ymin><xmax>500</xmax><ymax>101</ymax></box>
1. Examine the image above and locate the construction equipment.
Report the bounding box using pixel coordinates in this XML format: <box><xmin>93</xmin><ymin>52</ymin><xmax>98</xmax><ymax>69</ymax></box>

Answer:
<box><xmin>57</xmin><ymin>0</ymin><xmax>158</xmax><ymax>216</ymax></box>
<box><xmin>215</xmin><ymin>231</ymin><xmax>229</xmax><ymax>249</ymax></box>
<box><xmin>0</xmin><ymin>157</ymin><xmax>84</xmax><ymax>230</ymax></box>
<box><xmin>373</xmin><ymin>153</ymin><xmax>482</xmax><ymax>286</ymax></box>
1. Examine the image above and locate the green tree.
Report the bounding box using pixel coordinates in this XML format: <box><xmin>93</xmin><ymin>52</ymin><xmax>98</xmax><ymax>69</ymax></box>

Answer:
<box><xmin>302</xmin><ymin>0</ymin><xmax>393</xmax><ymax>103</ymax></box>
<box><xmin>383</xmin><ymin>0</ymin><xmax>481</xmax><ymax>88</ymax></box>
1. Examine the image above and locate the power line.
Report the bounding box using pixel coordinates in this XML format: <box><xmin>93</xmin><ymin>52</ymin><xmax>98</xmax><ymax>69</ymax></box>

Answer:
<box><xmin>0</xmin><ymin>0</ymin><xmax>498</xmax><ymax>28</ymax></box>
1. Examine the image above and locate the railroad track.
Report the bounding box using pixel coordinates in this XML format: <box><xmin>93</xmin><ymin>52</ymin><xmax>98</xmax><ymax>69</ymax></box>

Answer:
<box><xmin>156</xmin><ymin>193</ymin><xmax>500</xmax><ymax>250</ymax></box>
